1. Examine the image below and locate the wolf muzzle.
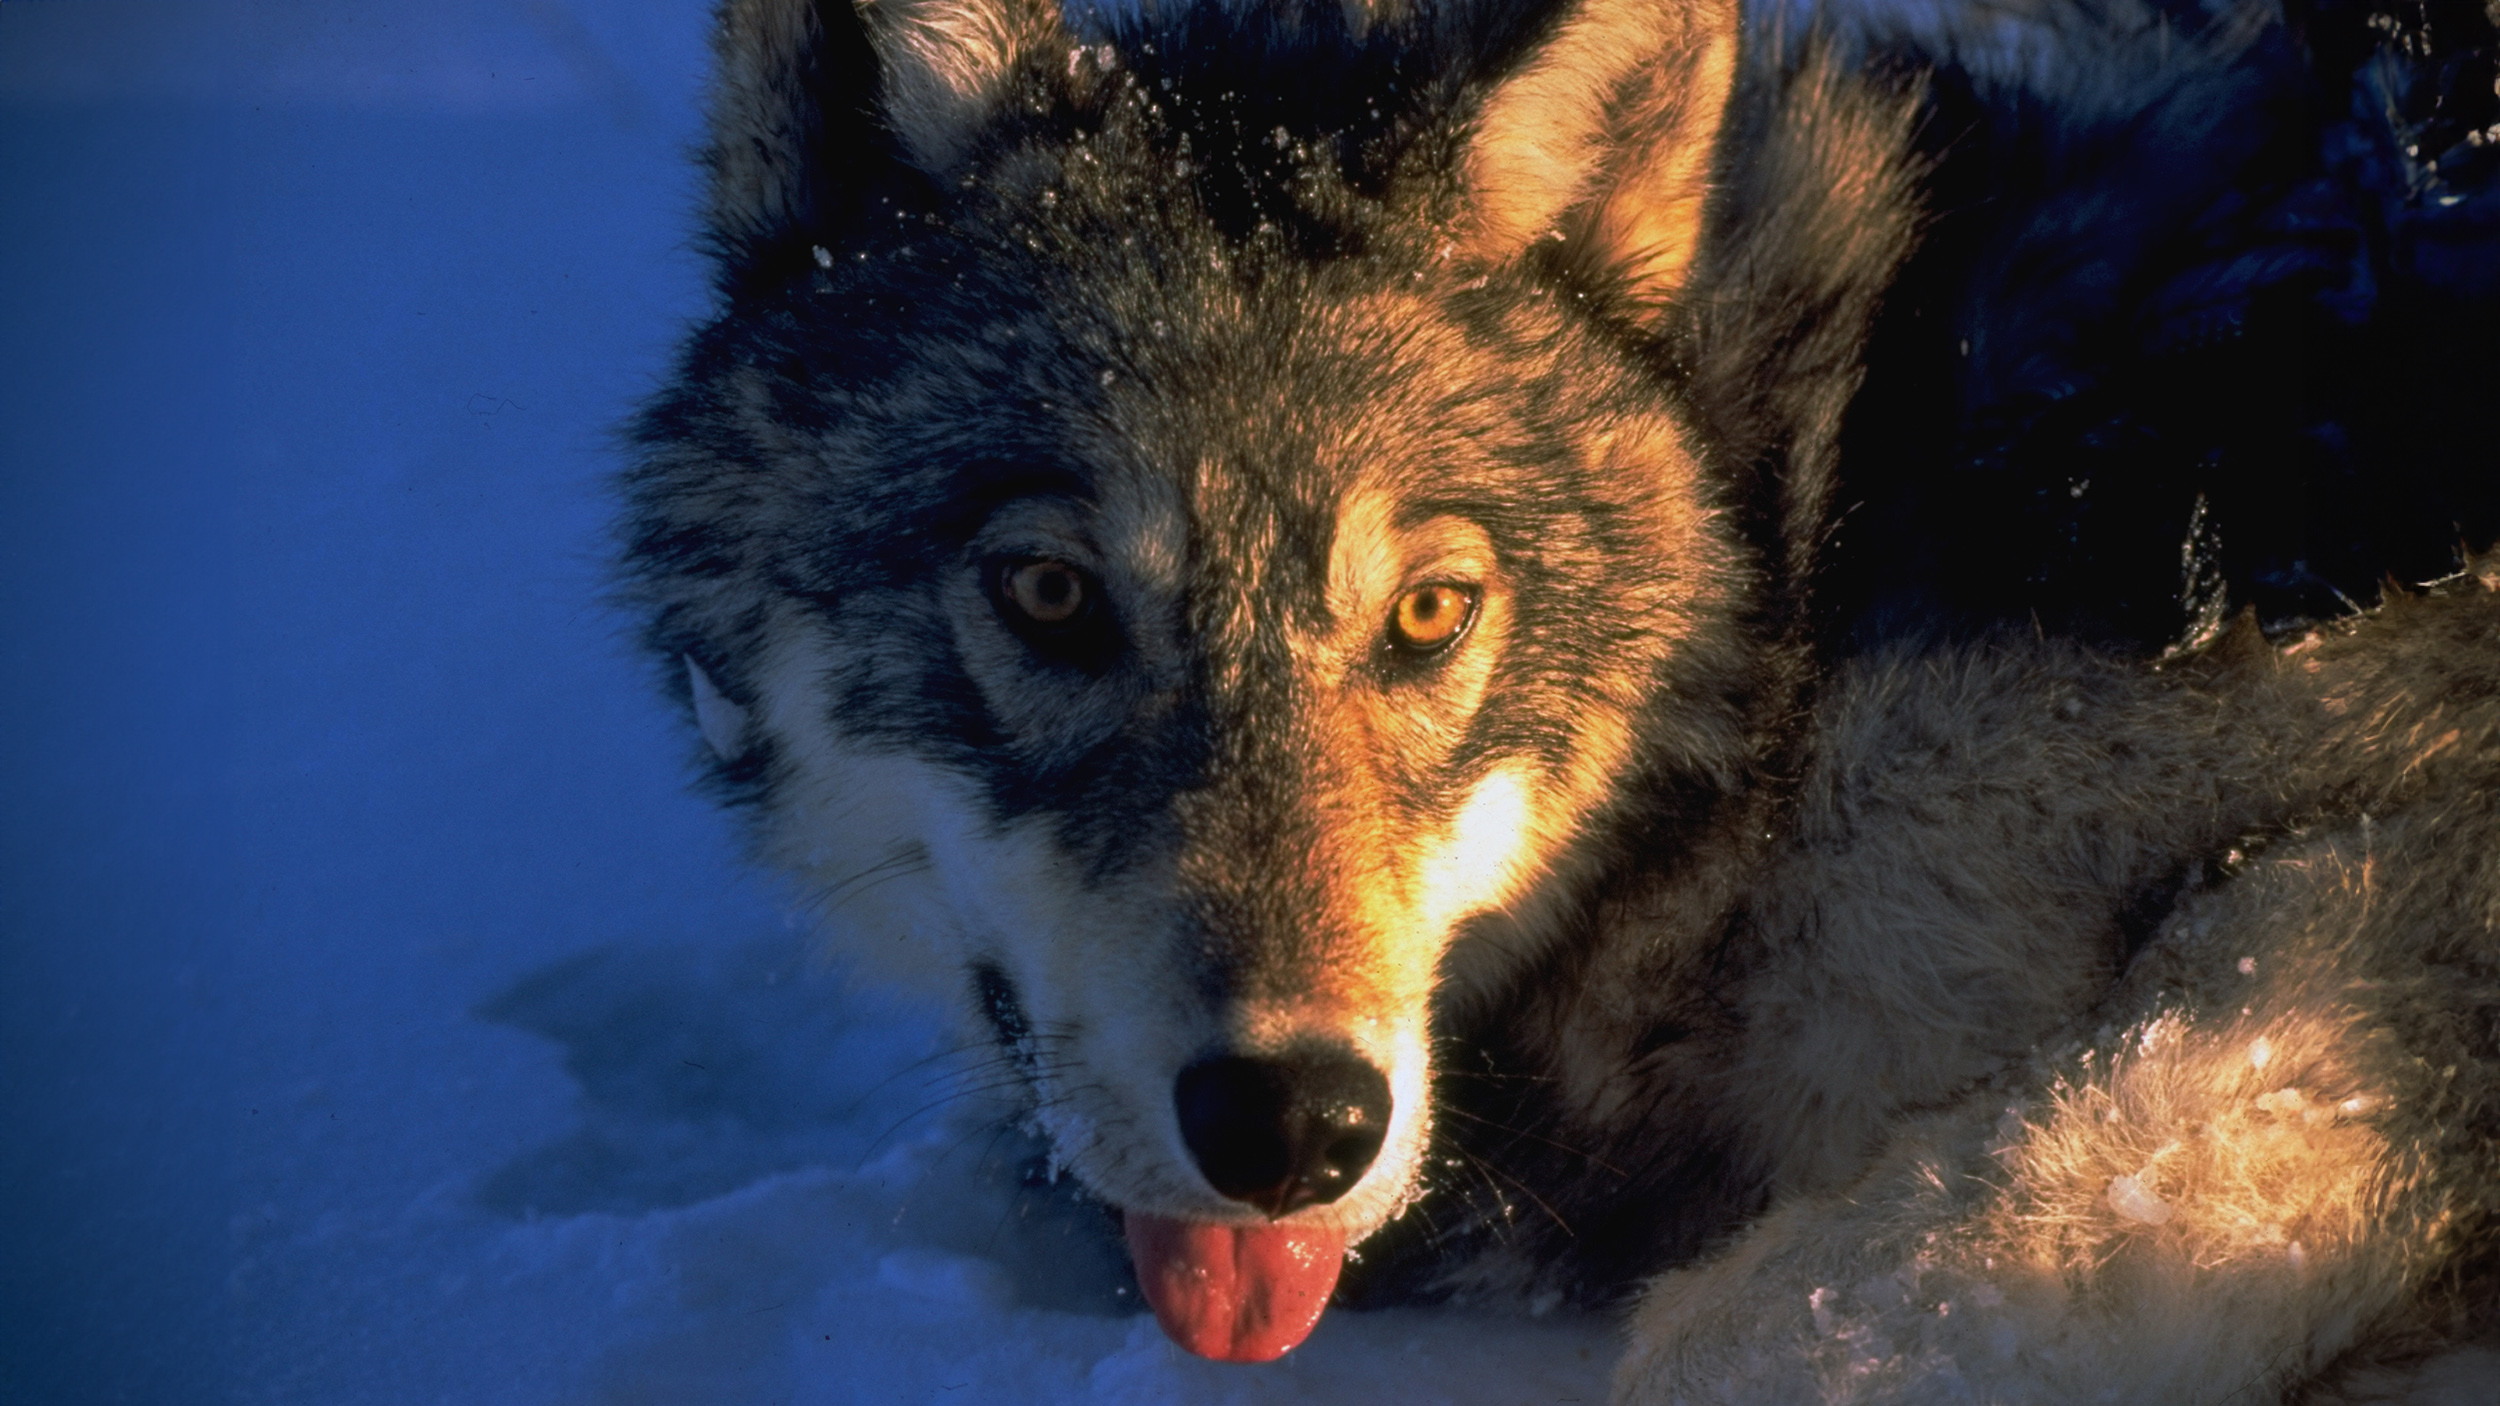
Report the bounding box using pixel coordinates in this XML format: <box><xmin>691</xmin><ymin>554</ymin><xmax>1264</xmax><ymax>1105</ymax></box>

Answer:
<box><xmin>1123</xmin><ymin>1043</ymin><xmax>1393</xmax><ymax>1362</ymax></box>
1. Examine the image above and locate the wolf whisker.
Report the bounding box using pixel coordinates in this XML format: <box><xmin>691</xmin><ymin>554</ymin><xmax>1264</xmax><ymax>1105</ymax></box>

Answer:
<box><xmin>1438</xmin><ymin>1105</ymin><xmax>1628</xmax><ymax>1178</ymax></box>
<box><xmin>818</xmin><ymin>844</ymin><xmax>933</xmax><ymax>914</ymax></box>
<box><xmin>1455</xmin><ymin>1148</ymin><xmax>1575</xmax><ymax>1240</ymax></box>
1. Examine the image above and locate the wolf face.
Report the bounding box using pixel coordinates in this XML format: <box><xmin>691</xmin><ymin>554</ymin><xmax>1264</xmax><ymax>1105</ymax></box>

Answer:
<box><xmin>626</xmin><ymin>0</ymin><xmax>1914</xmax><ymax>1359</ymax></box>
<box><xmin>625</xmin><ymin>0</ymin><xmax>2500</xmax><ymax>1391</ymax></box>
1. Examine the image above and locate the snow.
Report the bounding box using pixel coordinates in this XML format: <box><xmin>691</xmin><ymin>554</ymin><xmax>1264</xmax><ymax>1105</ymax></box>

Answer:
<box><xmin>2103</xmin><ymin>1174</ymin><xmax>2173</xmax><ymax>1227</ymax></box>
<box><xmin>0</xmin><ymin>2</ymin><xmax>1616</xmax><ymax>1401</ymax></box>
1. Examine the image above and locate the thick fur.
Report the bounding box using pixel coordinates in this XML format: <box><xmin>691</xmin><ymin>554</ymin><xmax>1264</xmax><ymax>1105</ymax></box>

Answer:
<box><xmin>619</xmin><ymin>0</ymin><xmax>2500</xmax><ymax>1399</ymax></box>
<box><xmin>1607</xmin><ymin>577</ymin><xmax>2500</xmax><ymax>1402</ymax></box>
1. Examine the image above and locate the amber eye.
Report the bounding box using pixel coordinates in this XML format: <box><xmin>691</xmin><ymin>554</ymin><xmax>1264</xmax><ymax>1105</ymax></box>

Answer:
<box><xmin>1388</xmin><ymin>583</ymin><xmax>1477</xmax><ymax>653</ymax></box>
<box><xmin>998</xmin><ymin>559</ymin><xmax>1090</xmax><ymax>626</ymax></box>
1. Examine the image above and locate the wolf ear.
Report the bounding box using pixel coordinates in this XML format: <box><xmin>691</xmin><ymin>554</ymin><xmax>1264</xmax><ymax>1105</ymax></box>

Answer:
<box><xmin>1457</xmin><ymin>0</ymin><xmax>1738</xmax><ymax>326</ymax></box>
<box><xmin>704</xmin><ymin>0</ymin><xmax>884</xmax><ymax>283</ymax></box>
<box><xmin>703</xmin><ymin>0</ymin><xmax>1061</xmax><ymax>286</ymax></box>
<box><xmin>865</xmin><ymin>0</ymin><xmax>1064</xmax><ymax>173</ymax></box>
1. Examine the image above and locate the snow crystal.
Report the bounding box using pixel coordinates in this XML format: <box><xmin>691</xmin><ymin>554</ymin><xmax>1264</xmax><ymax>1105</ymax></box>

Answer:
<box><xmin>2137</xmin><ymin>1014</ymin><xmax>2183</xmax><ymax>1053</ymax></box>
<box><xmin>1987</xmin><ymin>1105</ymin><xmax>2027</xmax><ymax>1157</ymax></box>
<box><xmin>2106</xmin><ymin>1174</ymin><xmax>2174</xmax><ymax>1225</ymax></box>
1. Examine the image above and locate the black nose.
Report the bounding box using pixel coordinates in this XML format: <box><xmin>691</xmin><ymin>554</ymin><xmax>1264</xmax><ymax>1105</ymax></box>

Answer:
<box><xmin>1174</xmin><ymin>1049</ymin><xmax>1392</xmax><ymax>1216</ymax></box>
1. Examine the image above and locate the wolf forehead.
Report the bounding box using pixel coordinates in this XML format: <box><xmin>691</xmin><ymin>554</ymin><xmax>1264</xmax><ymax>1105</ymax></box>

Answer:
<box><xmin>649</xmin><ymin>272</ymin><xmax>1717</xmax><ymax>818</ymax></box>
<box><xmin>708</xmin><ymin>264</ymin><xmax>1704</xmax><ymax>603</ymax></box>
<box><xmin>668</xmin><ymin>145</ymin><xmax>1703</xmax><ymax>545</ymax></box>
<box><xmin>638</xmin><ymin>211</ymin><xmax>1725</xmax><ymax>674</ymax></box>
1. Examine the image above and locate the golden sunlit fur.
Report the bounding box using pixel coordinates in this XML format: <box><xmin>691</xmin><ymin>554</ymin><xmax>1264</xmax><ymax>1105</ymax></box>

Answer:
<box><xmin>1462</xmin><ymin>0</ymin><xmax>1738</xmax><ymax>318</ymax></box>
<box><xmin>1616</xmin><ymin>575</ymin><xmax>2500</xmax><ymax>1404</ymax></box>
<box><xmin>867</xmin><ymin>0</ymin><xmax>1060</xmax><ymax>171</ymax></box>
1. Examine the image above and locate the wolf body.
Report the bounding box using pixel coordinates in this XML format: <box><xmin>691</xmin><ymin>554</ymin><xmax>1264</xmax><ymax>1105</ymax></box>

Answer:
<box><xmin>621</xmin><ymin>0</ymin><xmax>2500</xmax><ymax>1397</ymax></box>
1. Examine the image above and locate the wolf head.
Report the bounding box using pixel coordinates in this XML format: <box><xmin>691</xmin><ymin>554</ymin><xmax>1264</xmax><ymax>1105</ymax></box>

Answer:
<box><xmin>625</xmin><ymin>0</ymin><xmax>1915</xmax><ymax>1358</ymax></box>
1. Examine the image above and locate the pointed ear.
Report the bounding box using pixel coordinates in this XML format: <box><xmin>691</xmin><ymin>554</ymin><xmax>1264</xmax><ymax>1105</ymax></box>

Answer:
<box><xmin>702</xmin><ymin>0</ymin><xmax>1060</xmax><ymax>288</ymax></box>
<box><xmin>1458</xmin><ymin>0</ymin><xmax>1739</xmax><ymax>325</ymax></box>
<box><xmin>864</xmin><ymin>0</ymin><xmax>1065</xmax><ymax>174</ymax></box>
<box><xmin>703</xmin><ymin>0</ymin><xmax>886</xmax><ymax>284</ymax></box>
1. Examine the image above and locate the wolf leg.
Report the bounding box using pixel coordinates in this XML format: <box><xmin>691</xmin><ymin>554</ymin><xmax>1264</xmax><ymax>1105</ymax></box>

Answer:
<box><xmin>1615</xmin><ymin>800</ymin><xmax>2500</xmax><ymax>1405</ymax></box>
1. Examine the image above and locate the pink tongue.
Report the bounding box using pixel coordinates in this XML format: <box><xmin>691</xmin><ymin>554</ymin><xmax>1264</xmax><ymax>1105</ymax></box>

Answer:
<box><xmin>1123</xmin><ymin>1212</ymin><xmax>1346</xmax><ymax>1362</ymax></box>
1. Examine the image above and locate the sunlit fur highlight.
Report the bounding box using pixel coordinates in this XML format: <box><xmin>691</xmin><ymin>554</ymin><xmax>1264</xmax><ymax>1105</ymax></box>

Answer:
<box><xmin>1463</xmin><ymin>0</ymin><xmax>1738</xmax><ymax>318</ymax></box>
<box><xmin>1615</xmin><ymin>577</ymin><xmax>2500</xmax><ymax>1404</ymax></box>
<box><xmin>867</xmin><ymin>0</ymin><xmax>1061</xmax><ymax>173</ymax></box>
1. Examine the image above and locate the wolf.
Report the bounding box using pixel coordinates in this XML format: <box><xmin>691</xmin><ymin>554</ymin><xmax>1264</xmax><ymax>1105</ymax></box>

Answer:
<box><xmin>619</xmin><ymin>0</ymin><xmax>2500</xmax><ymax>1397</ymax></box>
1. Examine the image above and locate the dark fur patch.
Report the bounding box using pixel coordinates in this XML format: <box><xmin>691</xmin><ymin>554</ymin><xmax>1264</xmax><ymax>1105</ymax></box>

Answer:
<box><xmin>1819</xmin><ymin>0</ymin><xmax>2500</xmax><ymax>650</ymax></box>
